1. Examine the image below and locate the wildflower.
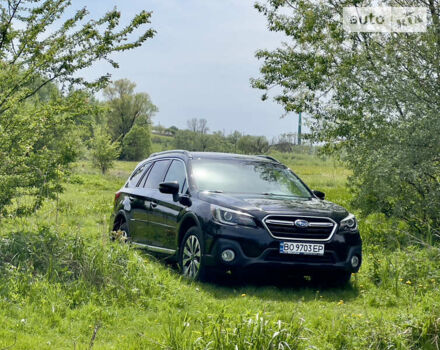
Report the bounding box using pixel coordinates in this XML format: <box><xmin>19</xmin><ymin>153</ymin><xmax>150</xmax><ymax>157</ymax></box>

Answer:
<box><xmin>406</xmin><ymin>280</ymin><xmax>412</xmax><ymax>285</ymax></box>
<box><xmin>338</xmin><ymin>300</ymin><xmax>344</xmax><ymax>305</ymax></box>
<box><xmin>241</xmin><ymin>293</ymin><xmax>246</xmax><ymax>297</ymax></box>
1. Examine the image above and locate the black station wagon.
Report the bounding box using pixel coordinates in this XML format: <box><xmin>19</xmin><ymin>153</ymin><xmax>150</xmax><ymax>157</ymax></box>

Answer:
<box><xmin>110</xmin><ymin>150</ymin><xmax>362</xmax><ymax>286</ymax></box>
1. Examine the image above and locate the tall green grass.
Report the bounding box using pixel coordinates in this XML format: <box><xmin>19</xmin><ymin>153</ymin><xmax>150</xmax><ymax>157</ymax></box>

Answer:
<box><xmin>0</xmin><ymin>157</ymin><xmax>439</xmax><ymax>349</ymax></box>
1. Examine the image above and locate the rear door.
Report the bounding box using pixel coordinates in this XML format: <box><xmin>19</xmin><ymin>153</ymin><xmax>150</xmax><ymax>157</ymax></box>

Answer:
<box><xmin>125</xmin><ymin>162</ymin><xmax>153</xmax><ymax>243</ymax></box>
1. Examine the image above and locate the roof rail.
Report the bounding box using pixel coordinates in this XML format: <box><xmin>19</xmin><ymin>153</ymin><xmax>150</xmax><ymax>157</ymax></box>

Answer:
<box><xmin>149</xmin><ymin>150</ymin><xmax>191</xmax><ymax>158</ymax></box>
<box><xmin>256</xmin><ymin>155</ymin><xmax>281</xmax><ymax>163</ymax></box>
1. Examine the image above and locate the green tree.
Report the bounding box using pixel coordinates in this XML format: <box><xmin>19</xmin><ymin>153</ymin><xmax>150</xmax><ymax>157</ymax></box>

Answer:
<box><xmin>90</xmin><ymin>126</ymin><xmax>121</xmax><ymax>174</ymax></box>
<box><xmin>104</xmin><ymin>79</ymin><xmax>158</xmax><ymax>141</ymax></box>
<box><xmin>252</xmin><ymin>0</ymin><xmax>440</xmax><ymax>241</ymax></box>
<box><xmin>237</xmin><ymin>135</ymin><xmax>269</xmax><ymax>154</ymax></box>
<box><xmin>227</xmin><ymin>131</ymin><xmax>242</xmax><ymax>153</ymax></box>
<box><xmin>173</xmin><ymin>130</ymin><xmax>197</xmax><ymax>151</ymax></box>
<box><xmin>0</xmin><ymin>0</ymin><xmax>154</xmax><ymax>217</ymax></box>
<box><xmin>122</xmin><ymin>125</ymin><xmax>152</xmax><ymax>161</ymax></box>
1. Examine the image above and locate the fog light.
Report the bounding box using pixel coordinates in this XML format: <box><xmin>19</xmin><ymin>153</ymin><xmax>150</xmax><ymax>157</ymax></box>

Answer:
<box><xmin>221</xmin><ymin>249</ymin><xmax>235</xmax><ymax>262</ymax></box>
<box><xmin>351</xmin><ymin>255</ymin><xmax>360</xmax><ymax>268</ymax></box>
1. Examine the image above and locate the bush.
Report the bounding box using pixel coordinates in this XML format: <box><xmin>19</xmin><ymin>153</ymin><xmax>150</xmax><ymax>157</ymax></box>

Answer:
<box><xmin>0</xmin><ymin>227</ymin><xmax>169</xmax><ymax>307</ymax></box>
<box><xmin>121</xmin><ymin>124</ymin><xmax>152</xmax><ymax>161</ymax></box>
<box><xmin>90</xmin><ymin>126</ymin><xmax>120</xmax><ymax>174</ymax></box>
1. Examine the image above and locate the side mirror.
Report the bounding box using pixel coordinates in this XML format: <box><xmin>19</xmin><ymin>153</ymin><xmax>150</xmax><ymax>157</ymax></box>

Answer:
<box><xmin>178</xmin><ymin>195</ymin><xmax>192</xmax><ymax>207</ymax></box>
<box><xmin>312</xmin><ymin>190</ymin><xmax>325</xmax><ymax>200</ymax></box>
<box><xmin>159</xmin><ymin>181</ymin><xmax>179</xmax><ymax>195</ymax></box>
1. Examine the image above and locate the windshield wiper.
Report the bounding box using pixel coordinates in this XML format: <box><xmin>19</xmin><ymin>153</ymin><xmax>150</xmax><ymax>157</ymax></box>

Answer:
<box><xmin>206</xmin><ymin>190</ymin><xmax>224</xmax><ymax>193</ymax></box>
<box><xmin>261</xmin><ymin>192</ymin><xmax>297</xmax><ymax>197</ymax></box>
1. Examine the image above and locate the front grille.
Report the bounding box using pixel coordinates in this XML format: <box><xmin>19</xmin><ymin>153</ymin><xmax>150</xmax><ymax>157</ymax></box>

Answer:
<box><xmin>263</xmin><ymin>215</ymin><xmax>336</xmax><ymax>241</ymax></box>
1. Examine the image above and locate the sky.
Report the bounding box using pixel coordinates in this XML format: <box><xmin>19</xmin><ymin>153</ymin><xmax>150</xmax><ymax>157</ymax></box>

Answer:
<box><xmin>72</xmin><ymin>0</ymin><xmax>304</xmax><ymax>140</ymax></box>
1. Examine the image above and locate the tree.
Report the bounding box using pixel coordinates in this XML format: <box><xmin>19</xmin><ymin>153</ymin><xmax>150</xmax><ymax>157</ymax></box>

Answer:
<box><xmin>173</xmin><ymin>130</ymin><xmax>197</xmax><ymax>151</ymax></box>
<box><xmin>227</xmin><ymin>131</ymin><xmax>242</xmax><ymax>153</ymax></box>
<box><xmin>122</xmin><ymin>125</ymin><xmax>152</xmax><ymax>161</ymax></box>
<box><xmin>252</xmin><ymin>0</ymin><xmax>440</xmax><ymax>241</ymax></box>
<box><xmin>90</xmin><ymin>126</ymin><xmax>120</xmax><ymax>174</ymax></box>
<box><xmin>237</xmin><ymin>135</ymin><xmax>269</xmax><ymax>154</ymax></box>
<box><xmin>0</xmin><ymin>0</ymin><xmax>154</xmax><ymax>217</ymax></box>
<box><xmin>167</xmin><ymin>126</ymin><xmax>179</xmax><ymax>136</ymax></box>
<box><xmin>104</xmin><ymin>79</ymin><xmax>158</xmax><ymax>141</ymax></box>
<box><xmin>187</xmin><ymin>118</ymin><xmax>209</xmax><ymax>134</ymax></box>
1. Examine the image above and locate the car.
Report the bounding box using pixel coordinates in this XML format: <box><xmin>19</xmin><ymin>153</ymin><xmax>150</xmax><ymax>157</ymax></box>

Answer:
<box><xmin>110</xmin><ymin>150</ymin><xmax>362</xmax><ymax>286</ymax></box>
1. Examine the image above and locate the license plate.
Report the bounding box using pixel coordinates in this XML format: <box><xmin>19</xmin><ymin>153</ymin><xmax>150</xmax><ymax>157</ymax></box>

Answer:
<box><xmin>280</xmin><ymin>242</ymin><xmax>325</xmax><ymax>256</ymax></box>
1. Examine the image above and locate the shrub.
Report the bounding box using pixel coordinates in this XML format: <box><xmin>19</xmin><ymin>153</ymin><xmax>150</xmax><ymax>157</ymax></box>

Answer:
<box><xmin>121</xmin><ymin>124</ymin><xmax>152</xmax><ymax>161</ymax></box>
<box><xmin>90</xmin><ymin>126</ymin><xmax>120</xmax><ymax>174</ymax></box>
<box><xmin>0</xmin><ymin>227</ymin><xmax>169</xmax><ymax>307</ymax></box>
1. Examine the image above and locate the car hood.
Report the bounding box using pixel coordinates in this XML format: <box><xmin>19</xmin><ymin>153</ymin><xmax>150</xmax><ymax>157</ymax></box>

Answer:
<box><xmin>197</xmin><ymin>192</ymin><xmax>349</xmax><ymax>222</ymax></box>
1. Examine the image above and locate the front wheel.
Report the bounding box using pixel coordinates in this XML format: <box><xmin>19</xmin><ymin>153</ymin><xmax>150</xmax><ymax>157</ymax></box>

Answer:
<box><xmin>179</xmin><ymin>227</ymin><xmax>208</xmax><ymax>281</ymax></box>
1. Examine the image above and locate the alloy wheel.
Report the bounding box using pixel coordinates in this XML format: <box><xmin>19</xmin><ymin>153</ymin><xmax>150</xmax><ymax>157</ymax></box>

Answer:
<box><xmin>182</xmin><ymin>234</ymin><xmax>201</xmax><ymax>279</ymax></box>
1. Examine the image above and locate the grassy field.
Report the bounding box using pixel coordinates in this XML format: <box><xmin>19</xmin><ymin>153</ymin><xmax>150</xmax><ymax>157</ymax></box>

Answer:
<box><xmin>0</xmin><ymin>154</ymin><xmax>439</xmax><ymax>349</ymax></box>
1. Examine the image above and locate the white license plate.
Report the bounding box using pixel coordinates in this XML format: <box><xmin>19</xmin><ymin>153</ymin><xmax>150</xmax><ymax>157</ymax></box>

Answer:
<box><xmin>280</xmin><ymin>242</ymin><xmax>325</xmax><ymax>256</ymax></box>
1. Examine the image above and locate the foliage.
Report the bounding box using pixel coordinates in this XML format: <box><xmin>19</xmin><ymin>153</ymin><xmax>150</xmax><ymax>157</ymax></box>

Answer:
<box><xmin>121</xmin><ymin>124</ymin><xmax>152</xmax><ymax>161</ymax></box>
<box><xmin>252</xmin><ymin>0</ymin><xmax>440</xmax><ymax>243</ymax></box>
<box><xmin>0</xmin><ymin>1</ymin><xmax>154</xmax><ymax>111</ymax></box>
<box><xmin>0</xmin><ymin>159</ymin><xmax>439</xmax><ymax>348</ymax></box>
<box><xmin>104</xmin><ymin>79</ymin><xmax>158</xmax><ymax>141</ymax></box>
<box><xmin>90</xmin><ymin>126</ymin><xmax>120</xmax><ymax>174</ymax></box>
<box><xmin>187</xmin><ymin>118</ymin><xmax>209</xmax><ymax>134</ymax></box>
<box><xmin>237</xmin><ymin>135</ymin><xmax>270</xmax><ymax>154</ymax></box>
<box><xmin>0</xmin><ymin>0</ymin><xmax>155</xmax><ymax>218</ymax></box>
<box><xmin>0</xmin><ymin>90</ymin><xmax>89</xmax><ymax>217</ymax></box>
<box><xmin>171</xmin><ymin>119</ymin><xmax>270</xmax><ymax>154</ymax></box>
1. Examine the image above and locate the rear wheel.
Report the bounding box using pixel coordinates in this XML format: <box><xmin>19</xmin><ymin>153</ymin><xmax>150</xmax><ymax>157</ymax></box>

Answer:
<box><xmin>179</xmin><ymin>227</ymin><xmax>207</xmax><ymax>281</ymax></box>
<box><xmin>112</xmin><ymin>220</ymin><xmax>130</xmax><ymax>243</ymax></box>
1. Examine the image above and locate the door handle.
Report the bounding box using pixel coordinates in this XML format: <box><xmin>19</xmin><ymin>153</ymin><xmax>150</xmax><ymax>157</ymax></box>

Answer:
<box><xmin>150</xmin><ymin>201</ymin><xmax>158</xmax><ymax>209</ymax></box>
<box><xmin>128</xmin><ymin>196</ymin><xmax>135</xmax><ymax>201</ymax></box>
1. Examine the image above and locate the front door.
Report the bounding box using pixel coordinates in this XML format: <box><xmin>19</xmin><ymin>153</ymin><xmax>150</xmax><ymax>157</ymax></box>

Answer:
<box><xmin>138</xmin><ymin>159</ymin><xmax>171</xmax><ymax>246</ymax></box>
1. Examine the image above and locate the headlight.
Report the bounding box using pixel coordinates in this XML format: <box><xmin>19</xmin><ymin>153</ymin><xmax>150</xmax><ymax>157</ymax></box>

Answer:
<box><xmin>211</xmin><ymin>205</ymin><xmax>256</xmax><ymax>227</ymax></box>
<box><xmin>340</xmin><ymin>213</ymin><xmax>358</xmax><ymax>231</ymax></box>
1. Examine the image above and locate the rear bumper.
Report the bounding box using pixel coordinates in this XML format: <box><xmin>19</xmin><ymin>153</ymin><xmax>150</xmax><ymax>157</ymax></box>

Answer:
<box><xmin>203</xmin><ymin>224</ymin><xmax>362</xmax><ymax>274</ymax></box>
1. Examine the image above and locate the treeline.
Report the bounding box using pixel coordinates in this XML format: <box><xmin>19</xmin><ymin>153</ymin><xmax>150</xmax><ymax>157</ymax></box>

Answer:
<box><xmin>152</xmin><ymin>119</ymin><xmax>308</xmax><ymax>155</ymax></box>
<box><xmin>17</xmin><ymin>77</ymin><xmax>302</xmax><ymax>177</ymax></box>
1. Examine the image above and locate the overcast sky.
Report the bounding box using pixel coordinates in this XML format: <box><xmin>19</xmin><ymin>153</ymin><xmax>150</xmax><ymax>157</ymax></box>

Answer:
<box><xmin>73</xmin><ymin>0</ymin><xmax>303</xmax><ymax>139</ymax></box>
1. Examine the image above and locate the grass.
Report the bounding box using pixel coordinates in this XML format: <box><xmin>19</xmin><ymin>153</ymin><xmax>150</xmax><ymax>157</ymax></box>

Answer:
<box><xmin>0</xmin><ymin>154</ymin><xmax>439</xmax><ymax>349</ymax></box>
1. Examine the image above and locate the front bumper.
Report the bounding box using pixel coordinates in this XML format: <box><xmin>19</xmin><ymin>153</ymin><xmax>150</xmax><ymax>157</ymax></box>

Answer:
<box><xmin>203</xmin><ymin>223</ymin><xmax>362</xmax><ymax>273</ymax></box>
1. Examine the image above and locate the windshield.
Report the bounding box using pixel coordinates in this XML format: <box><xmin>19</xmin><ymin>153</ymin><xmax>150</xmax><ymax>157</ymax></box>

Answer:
<box><xmin>190</xmin><ymin>159</ymin><xmax>312</xmax><ymax>198</ymax></box>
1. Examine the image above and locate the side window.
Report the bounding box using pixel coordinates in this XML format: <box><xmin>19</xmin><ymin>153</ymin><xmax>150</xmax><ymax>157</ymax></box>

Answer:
<box><xmin>127</xmin><ymin>162</ymin><xmax>150</xmax><ymax>187</ymax></box>
<box><xmin>144</xmin><ymin>160</ymin><xmax>171</xmax><ymax>189</ymax></box>
<box><xmin>136</xmin><ymin>163</ymin><xmax>153</xmax><ymax>187</ymax></box>
<box><xmin>163</xmin><ymin>160</ymin><xmax>187</xmax><ymax>193</ymax></box>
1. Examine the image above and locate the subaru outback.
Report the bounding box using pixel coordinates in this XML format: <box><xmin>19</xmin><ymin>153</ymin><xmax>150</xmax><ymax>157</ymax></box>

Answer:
<box><xmin>110</xmin><ymin>150</ymin><xmax>362</xmax><ymax>286</ymax></box>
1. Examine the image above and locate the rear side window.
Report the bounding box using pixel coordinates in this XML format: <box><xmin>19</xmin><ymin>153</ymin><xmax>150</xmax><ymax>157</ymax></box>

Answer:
<box><xmin>127</xmin><ymin>162</ymin><xmax>150</xmax><ymax>187</ymax></box>
<box><xmin>164</xmin><ymin>160</ymin><xmax>187</xmax><ymax>193</ymax></box>
<box><xmin>143</xmin><ymin>160</ymin><xmax>171</xmax><ymax>189</ymax></box>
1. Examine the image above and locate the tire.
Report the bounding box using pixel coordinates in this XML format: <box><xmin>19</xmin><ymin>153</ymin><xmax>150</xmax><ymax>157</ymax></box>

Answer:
<box><xmin>112</xmin><ymin>220</ymin><xmax>130</xmax><ymax>243</ymax></box>
<box><xmin>179</xmin><ymin>227</ymin><xmax>208</xmax><ymax>281</ymax></box>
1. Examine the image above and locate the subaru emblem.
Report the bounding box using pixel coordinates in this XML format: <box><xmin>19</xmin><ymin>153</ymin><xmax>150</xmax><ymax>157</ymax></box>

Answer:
<box><xmin>295</xmin><ymin>219</ymin><xmax>309</xmax><ymax>228</ymax></box>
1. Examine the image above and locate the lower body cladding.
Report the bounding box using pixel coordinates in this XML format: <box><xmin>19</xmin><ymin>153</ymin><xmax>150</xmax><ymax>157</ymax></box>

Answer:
<box><xmin>202</xmin><ymin>224</ymin><xmax>362</xmax><ymax>274</ymax></box>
